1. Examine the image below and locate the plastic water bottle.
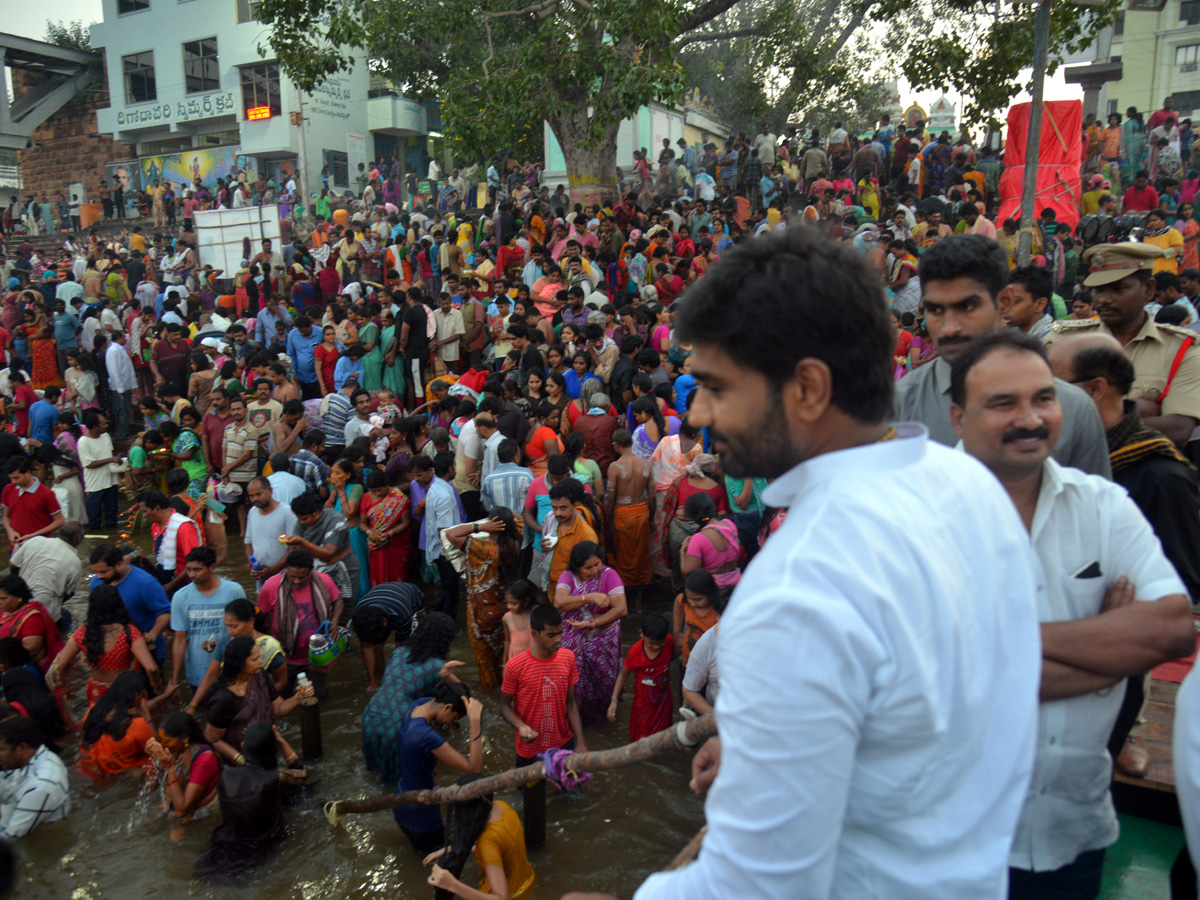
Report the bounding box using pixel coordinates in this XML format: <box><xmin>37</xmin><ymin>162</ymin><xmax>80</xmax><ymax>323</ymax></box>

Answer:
<box><xmin>249</xmin><ymin>555</ymin><xmax>264</xmax><ymax>579</ymax></box>
<box><xmin>296</xmin><ymin>672</ymin><xmax>314</xmax><ymax>707</ymax></box>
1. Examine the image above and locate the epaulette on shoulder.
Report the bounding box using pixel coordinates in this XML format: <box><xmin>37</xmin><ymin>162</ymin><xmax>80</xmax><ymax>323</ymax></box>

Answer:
<box><xmin>1156</xmin><ymin>322</ymin><xmax>1199</xmax><ymax>340</ymax></box>
<box><xmin>1049</xmin><ymin>319</ymin><xmax>1099</xmax><ymax>333</ymax></box>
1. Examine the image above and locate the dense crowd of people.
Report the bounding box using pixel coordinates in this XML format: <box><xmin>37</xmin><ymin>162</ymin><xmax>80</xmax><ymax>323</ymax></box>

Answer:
<box><xmin>0</xmin><ymin>97</ymin><xmax>1199</xmax><ymax>899</ymax></box>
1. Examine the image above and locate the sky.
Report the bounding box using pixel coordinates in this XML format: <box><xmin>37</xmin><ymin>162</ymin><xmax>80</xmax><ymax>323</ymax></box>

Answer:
<box><xmin>10</xmin><ymin>2</ymin><xmax>102</xmax><ymax>43</ymax></box>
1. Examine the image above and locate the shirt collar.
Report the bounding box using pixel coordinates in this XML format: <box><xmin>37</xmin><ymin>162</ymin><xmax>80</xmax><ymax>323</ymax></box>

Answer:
<box><xmin>15</xmin><ymin>477</ymin><xmax>42</xmax><ymax>496</ymax></box>
<box><xmin>761</xmin><ymin>423</ymin><xmax>929</xmax><ymax>508</ymax></box>
<box><xmin>1030</xmin><ymin>457</ymin><xmax>1069</xmax><ymax>541</ymax></box>
<box><xmin>932</xmin><ymin>356</ymin><xmax>952</xmax><ymax>395</ymax></box>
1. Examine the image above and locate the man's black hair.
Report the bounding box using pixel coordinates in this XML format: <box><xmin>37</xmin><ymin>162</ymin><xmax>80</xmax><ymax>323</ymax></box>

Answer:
<box><xmin>917</xmin><ymin>234</ymin><xmax>1009</xmax><ymax>304</ymax></box>
<box><xmin>948</xmin><ymin>329</ymin><xmax>1049</xmax><ymax>408</ymax></box>
<box><xmin>675</xmin><ymin>227</ymin><xmax>893</xmax><ymax>422</ymax></box>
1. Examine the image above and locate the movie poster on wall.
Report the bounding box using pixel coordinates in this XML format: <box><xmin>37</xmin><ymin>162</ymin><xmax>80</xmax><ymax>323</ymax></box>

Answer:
<box><xmin>139</xmin><ymin>146</ymin><xmax>256</xmax><ymax>190</ymax></box>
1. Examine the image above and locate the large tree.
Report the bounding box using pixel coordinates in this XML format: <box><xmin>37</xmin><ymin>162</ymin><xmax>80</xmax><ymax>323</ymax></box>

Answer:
<box><xmin>256</xmin><ymin>0</ymin><xmax>1118</xmax><ymax>202</ymax></box>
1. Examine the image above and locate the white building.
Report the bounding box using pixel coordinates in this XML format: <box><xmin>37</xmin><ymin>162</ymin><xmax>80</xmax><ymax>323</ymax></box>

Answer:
<box><xmin>88</xmin><ymin>0</ymin><xmax>429</xmax><ymax>203</ymax></box>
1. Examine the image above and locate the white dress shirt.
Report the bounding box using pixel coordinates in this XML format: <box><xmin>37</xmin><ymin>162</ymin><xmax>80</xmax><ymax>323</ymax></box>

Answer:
<box><xmin>106</xmin><ymin>341</ymin><xmax>137</xmax><ymax>392</ymax></box>
<box><xmin>1010</xmin><ymin>458</ymin><xmax>1185</xmax><ymax>872</ymax></box>
<box><xmin>635</xmin><ymin>425</ymin><xmax>1042</xmax><ymax>900</ymax></box>
<box><xmin>479</xmin><ymin>430</ymin><xmax>504</xmax><ymax>482</ymax></box>
<box><xmin>1174</xmin><ymin>668</ymin><xmax>1200</xmax><ymax>897</ymax></box>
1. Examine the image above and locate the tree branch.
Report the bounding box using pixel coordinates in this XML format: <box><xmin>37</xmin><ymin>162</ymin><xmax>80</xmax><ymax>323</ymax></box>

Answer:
<box><xmin>678</xmin><ymin>0</ymin><xmax>749</xmax><ymax>35</ymax></box>
<box><xmin>480</xmin><ymin>0</ymin><xmax>561</xmax><ymax>76</ymax></box>
<box><xmin>675</xmin><ymin>26</ymin><xmax>762</xmax><ymax>50</ymax></box>
<box><xmin>770</xmin><ymin>0</ymin><xmax>872</xmax><ymax>122</ymax></box>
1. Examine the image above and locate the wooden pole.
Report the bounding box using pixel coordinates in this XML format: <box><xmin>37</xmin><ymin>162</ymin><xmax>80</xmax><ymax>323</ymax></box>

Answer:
<box><xmin>299</xmin><ymin>699</ymin><xmax>322</xmax><ymax>760</ymax></box>
<box><xmin>523</xmin><ymin>778</ymin><xmax>547</xmax><ymax>848</ymax></box>
<box><xmin>326</xmin><ymin>714</ymin><xmax>718</xmax><ymax>818</ymax></box>
<box><xmin>1018</xmin><ymin>0</ymin><xmax>1053</xmax><ymax>267</ymax></box>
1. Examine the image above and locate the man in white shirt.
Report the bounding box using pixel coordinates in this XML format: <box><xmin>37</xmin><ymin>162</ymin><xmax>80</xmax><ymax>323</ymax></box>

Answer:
<box><xmin>266</xmin><ymin>451</ymin><xmax>306</xmax><ymax>506</ymax></box>
<box><xmin>0</xmin><ymin>718</ymin><xmax>69</xmax><ymax>838</ymax></box>
<box><xmin>752</xmin><ymin>126</ymin><xmax>777</xmax><ymax>167</ymax></box>
<box><xmin>9</xmin><ymin>525</ymin><xmax>83</xmax><ymax>622</ymax></box>
<box><xmin>106</xmin><ymin>331</ymin><xmax>138</xmax><ymax>441</ymax></box>
<box><xmin>243</xmin><ymin>477</ymin><xmax>299</xmax><ymax>584</ymax></box>
<box><xmin>432</xmin><ymin>293</ymin><xmax>464</xmax><ymax>369</ymax></box>
<box><xmin>609</xmin><ymin>227</ymin><xmax>1043</xmax><ymax>900</ymax></box>
<box><xmin>949</xmin><ymin>329</ymin><xmax>1194</xmax><ymax>898</ymax></box>
<box><xmin>343</xmin><ymin>388</ymin><xmax>379</xmax><ymax>446</ymax></box>
<box><xmin>475</xmin><ymin>414</ymin><xmax>503</xmax><ymax>482</ymax></box>
<box><xmin>77</xmin><ymin>411</ymin><xmax>121</xmax><ymax>529</ymax></box>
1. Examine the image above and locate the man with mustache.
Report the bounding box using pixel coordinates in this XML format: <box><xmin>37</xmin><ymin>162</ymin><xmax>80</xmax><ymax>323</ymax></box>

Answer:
<box><xmin>950</xmin><ymin>329</ymin><xmax>1194</xmax><ymax>900</ymax></box>
<box><xmin>1045</xmin><ymin>241</ymin><xmax>1200</xmax><ymax>449</ymax></box>
<box><xmin>894</xmin><ymin>234</ymin><xmax>1111</xmax><ymax>477</ymax></box>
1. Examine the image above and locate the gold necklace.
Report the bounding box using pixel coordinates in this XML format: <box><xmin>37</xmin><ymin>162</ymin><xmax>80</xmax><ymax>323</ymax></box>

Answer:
<box><xmin>875</xmin><ymin>426</ymin><xmax>898</xmax><ymax>443</ymax></box>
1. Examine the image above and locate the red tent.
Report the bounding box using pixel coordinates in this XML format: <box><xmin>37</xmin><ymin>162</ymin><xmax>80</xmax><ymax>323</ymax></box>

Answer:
<box><xmin>997</xmin><ymin>99</ymin><xmax>1083</xmax><ymax>234</ymax></box>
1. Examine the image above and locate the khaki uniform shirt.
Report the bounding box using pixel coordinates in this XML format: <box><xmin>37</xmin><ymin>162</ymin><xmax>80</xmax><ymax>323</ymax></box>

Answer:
<box><xmin>1048</xmin><ymin>315</ymin><xmax>1200</xmax><ymax>421</ymax></box>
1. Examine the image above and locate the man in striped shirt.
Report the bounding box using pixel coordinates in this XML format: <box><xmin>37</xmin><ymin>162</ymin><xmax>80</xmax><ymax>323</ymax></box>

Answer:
<box><xmin>0</xmin><ymin>718</ymin><xmax>69</xmax><ymax>838</ymax></box>
<box><xmin>481</xmin><ymin>439</ymin><xmax>533</xmax><ymax>529</ymax></box>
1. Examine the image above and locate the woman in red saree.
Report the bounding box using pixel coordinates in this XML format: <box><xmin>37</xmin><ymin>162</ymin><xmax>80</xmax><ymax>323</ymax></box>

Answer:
<box><xmin>25</xmin><ymin>309</ymin><xmax>60</xmax><ymax>391</ymax></box>
<box><xmin>48</xmin><ymin>585</ymin><xmax>160</xmax><ymax>705</ymax></box>
<box><xmin>360</xmin><ymin>469</ymin><xmax>412</xmax><ymax>586</ymax></box>
<box><xmin>77</xmin><ymin>670</ymin><xmax>160</xmax><ymax>777</ymax></box>
<box><xmin>0</xmin><ymin>575</ymin><xmax>64</xmax><ymax>671</ymax></box>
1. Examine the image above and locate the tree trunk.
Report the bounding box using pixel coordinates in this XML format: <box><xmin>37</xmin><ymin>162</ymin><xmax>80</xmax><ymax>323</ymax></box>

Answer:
<box><xmin>548</xmin><ymin>112</ymin><xmax>620</xmax><ymax>207</ymax></box>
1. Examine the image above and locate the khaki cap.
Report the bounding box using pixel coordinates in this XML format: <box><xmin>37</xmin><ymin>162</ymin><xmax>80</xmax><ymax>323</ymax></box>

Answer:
<box><xmin>1082</xmin><ymin>242</ymin><xmax>1163</xmax><ymax>287</ymax></box>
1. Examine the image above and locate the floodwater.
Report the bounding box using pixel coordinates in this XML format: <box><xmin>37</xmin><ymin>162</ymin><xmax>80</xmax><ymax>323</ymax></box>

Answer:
<box><xmin>12</xmin><ymin>530</ymin><xmax>705</xmax><ymax>900</ymax></box>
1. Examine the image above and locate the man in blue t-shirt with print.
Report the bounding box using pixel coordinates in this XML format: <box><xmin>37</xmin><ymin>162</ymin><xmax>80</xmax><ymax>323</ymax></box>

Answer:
<box><xmin>88</xmin><ymin>544</ymin><xmax>172</xmax><ymax>659</ymax></box>
<box><xmin>170</xmin><ymin>546</ymin><xmax>246</xmax><ymax>695</ymax></box>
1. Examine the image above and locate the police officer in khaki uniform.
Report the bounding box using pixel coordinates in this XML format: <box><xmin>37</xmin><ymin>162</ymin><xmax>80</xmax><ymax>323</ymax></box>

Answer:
<box><xmin>1048</xmin><ymin>242</ymin><xmax>1200</xmax><ymax>447</ymax></box>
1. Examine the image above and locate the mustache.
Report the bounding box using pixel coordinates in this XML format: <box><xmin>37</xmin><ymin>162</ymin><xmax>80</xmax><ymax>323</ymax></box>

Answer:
<box><xmin>1002</xmin><ymin>427</ymin><xmax>1050</xmax><ymax>444</ymax></box>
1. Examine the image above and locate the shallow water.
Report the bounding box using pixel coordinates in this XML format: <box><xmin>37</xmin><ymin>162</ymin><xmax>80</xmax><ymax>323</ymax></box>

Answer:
<box><xmin>13</xmin><ymin>531</ymin><xmax>705</xmax><ymax>900</ymax></box>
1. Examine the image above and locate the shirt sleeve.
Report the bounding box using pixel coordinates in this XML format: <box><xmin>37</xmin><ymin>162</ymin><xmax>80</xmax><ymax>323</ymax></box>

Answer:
<box><xmin>1105</xmin><ymin>484</ymin><xmax>1189</xmax><ymax>601</ymax></box>
<box><xmin>634</xmin><ymin>584</ymin><xmax>880</xmax><ymax>900</ymax></box>
<box><xmin>176</xmin><ymin>520</ymin><xmax>201</xmax><ymax>561</ymax></box>
<box><xmin>1160</xmin><ymin>344</ymin><xmax>1200</xmax><ymax>422</ymax></box>
<box><xmin>501</xmin><ymin>654</ymin><xmax>521</xmax><ymax>695</ymax></box>
<box><xmin>170</xmin><ymin>593</ymin><xmax>189</xmax><ymax>633</ymax></box>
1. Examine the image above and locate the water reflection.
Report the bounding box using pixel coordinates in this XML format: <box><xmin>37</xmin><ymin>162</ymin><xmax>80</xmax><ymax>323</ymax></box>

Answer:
<box><xmin>12</xmin><ymin>536</ymin><xmax>705</xmax><ymax>899</ymax></box>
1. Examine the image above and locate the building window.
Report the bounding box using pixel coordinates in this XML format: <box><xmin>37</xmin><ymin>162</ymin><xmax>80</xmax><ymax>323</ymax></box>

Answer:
<box><xmin>123</xmin><ymin>51</ymin><xmax>156</xmax><ymax>104</ymax></box>
<box><xmin>236</xmin><ymin>0</ymin><xmax>264</xmax><ymax>23</ymax></box>
<box><xmin>240</xmin><ymin>63</ymin><xmax>281</xmax><ymax>118</ymax></box>
<box><xmin>197</xmin><ymin>129</ymin><xmax>241</xmax><ymax>147</ymax></box>
<box><xmin>118</xmin><ymin>0</ymin><xmax>150</xmax><ymax>12</ymax></box>
<box><xmin>1184</xmin><ymin>0</ymin><xmax>1200</xmax><ymax>24</ymax></box>
<box><xmin>1107</xmin><ymin>99</ymin><xmax>1119</xmax><ymax>117</ymax></box>
<box><xmin>1113</xmin><ymin>11</ymin><xmax>1124</xmax><ymax>36</ymax></box>
<box><xmin>1177</xmin><ymin>44</ymin><xmax>1200</xmax><ymax>65</ymax></box>
<box><xmin>183</xmin><ymin>38</ymin><xmax>220</xmax><ymax>94</ymax></box>
<box><xmin>1173</xmin><ymin>90</ymin><xmax>1200</xmax><ymax>113</ymax></box>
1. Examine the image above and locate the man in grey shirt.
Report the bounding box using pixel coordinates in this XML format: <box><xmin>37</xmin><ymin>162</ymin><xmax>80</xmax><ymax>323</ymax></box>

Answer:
<box><xmin>894</xmin><ymin>235</ymin><xmax>1112</xmax><ymax>479</ymax></box>
<box><xmin>287</xmin><ymin>492</ymin><xmax>361</xmax><ymax>611</ymax></box>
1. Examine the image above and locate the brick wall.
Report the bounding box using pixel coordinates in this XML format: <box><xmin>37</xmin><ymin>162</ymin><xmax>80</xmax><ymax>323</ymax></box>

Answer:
<box><xmin>13</xmin><ymin>65</ymin><xmax>135</xmax><ymax>206</ymax></box>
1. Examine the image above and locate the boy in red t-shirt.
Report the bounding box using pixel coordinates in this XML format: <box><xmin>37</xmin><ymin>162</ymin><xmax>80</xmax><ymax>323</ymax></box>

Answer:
<box><xmin>608</xmin><ymin>613</ymin><xmax>675</xmax><ymax>741</ymax></box>
<box><xmin>500</xmin><ymin>604</ymin><xmax>588</xmax><ymax>766</ymax></box>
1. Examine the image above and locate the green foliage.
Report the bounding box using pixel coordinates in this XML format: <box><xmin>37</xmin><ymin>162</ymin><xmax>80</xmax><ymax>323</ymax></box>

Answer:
<box><xmin>896</xmin><ymin>0</ymin><xmax>1121</xmax><ymax>127</ymax></box>
<box><xmin>44</xmin><ymin>19</ymin><xmax>93</xmax><ymax>52</ymax></box>
<box><xmin>43</xmin><ymin>20</ymin><xmax>105</xmax><ymax>101</ymax></box>
<box><xmin>257</xmin><ymin>0</ymin><xmax>690</xmax><ymax>166</ymax></box>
